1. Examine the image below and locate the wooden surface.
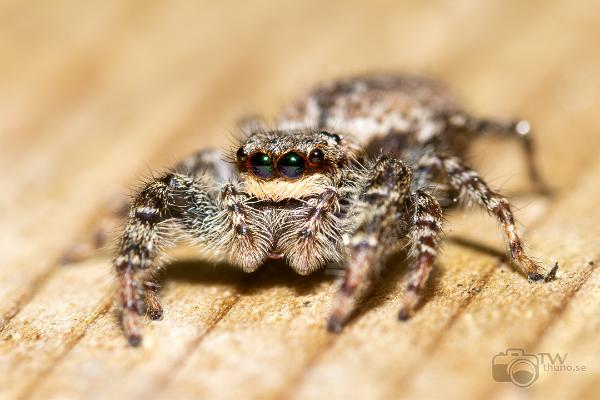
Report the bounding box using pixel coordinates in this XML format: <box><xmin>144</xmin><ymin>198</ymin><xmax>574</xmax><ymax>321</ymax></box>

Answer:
<box><xmin>2</xmin><ymin>1</ymin><xmax>600</xmax><ymax>399</ymax></box>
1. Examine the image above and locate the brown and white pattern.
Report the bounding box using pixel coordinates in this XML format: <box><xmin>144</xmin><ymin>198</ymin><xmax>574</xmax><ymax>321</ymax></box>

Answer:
<box><xmin>110</xmin><ymin>74</ymin><xmax>556</xmax><ymax>345</ymax></box>
<box><xmin>399</xmin><ymin>190</ymin><xmax>444</xmax><ymax>321</ymax></box>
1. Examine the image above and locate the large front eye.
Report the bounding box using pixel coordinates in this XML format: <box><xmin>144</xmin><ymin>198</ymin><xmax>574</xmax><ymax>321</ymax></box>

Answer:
<box><xmin>278</xmin><ymin>151</ymin><xmax>305</xmax><ymax>179</ymax></box>
<box><xmin>250</xmin><ymin>152</ymin><xmax>275</xmax><ymax>179</ymax></box>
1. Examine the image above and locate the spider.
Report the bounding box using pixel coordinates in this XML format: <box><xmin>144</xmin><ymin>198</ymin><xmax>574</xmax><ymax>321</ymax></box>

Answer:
<box><xmin>114</xmin><ymin>74</ymin><xmax>557</xmax><ymax>346</ymax></box>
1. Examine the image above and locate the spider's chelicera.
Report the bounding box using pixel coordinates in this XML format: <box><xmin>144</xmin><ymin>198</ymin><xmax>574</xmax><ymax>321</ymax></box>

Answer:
<box><xmin>114</xmin><ymin>74</ymin><xmax>557</xmax><ymax>346</ymax></box>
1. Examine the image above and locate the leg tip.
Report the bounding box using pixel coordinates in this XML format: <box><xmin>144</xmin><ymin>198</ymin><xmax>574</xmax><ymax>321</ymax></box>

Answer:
<box><xmin>544</xmin><ymin>262</ymin><xmax>559</xmax><ymax>282</ymax></box>
<box><xmin>514</xmin><ymin>120</ymin><xmax>531</xmax><ymax>136</ymax></box>
<box><xmin>326</xmin><ymin>316</ymin><xmax>344</xmax><ymax>333</ymax></box>
<box><xmin>398</xmin><ymin>308</ymin><xmax>412</xmax><ymax>321</ymax></box>
<box><xmin>528</xmin><ymin>262</ymin><xmax>559</xmax><ymax>283</ymax></box>
<box><xmin>149</xmin><ymin>308</ymin><xmax>163</xmax><ymax>321</ymax></box>
<box><xmin>127</xmin><ymin>334</ymin><xmax>143</xmax><ymax>347</ymax></box>
<box><xmin>527</xmin><ymin>272</ymin><xmax>544</xmax><ymax>282</ymax></box>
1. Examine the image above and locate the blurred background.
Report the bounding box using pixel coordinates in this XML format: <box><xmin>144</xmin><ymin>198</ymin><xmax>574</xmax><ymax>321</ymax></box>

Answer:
<box><xmin>2</xmin><ymin>1</ymin><xmax>600</xmax><ymax>399</ymax></box>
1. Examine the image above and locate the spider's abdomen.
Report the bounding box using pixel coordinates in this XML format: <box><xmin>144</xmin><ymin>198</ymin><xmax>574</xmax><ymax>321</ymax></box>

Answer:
<box><xmin>277</xmin><ymin>74</ymin><xmax>461</xmax><ymax>154</ymax></box>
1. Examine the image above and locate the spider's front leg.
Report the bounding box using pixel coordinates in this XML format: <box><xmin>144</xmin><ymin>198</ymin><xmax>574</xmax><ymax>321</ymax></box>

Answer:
<box><xmin>419</xmin><ymin>152</ymin><xmax>557</xmax><ymax>281</ymax></box>
<box><xmin>327</xmin><ymin>156</ymin><xmax>438</xmax><ymax>331</ymax></box>
<box><xmin>114</xmin><ymin>171</ymin><xmax>269</xmax><ymax>346</ymax></box>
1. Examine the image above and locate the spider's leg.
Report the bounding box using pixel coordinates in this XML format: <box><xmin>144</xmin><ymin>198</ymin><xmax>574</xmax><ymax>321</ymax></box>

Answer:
<box><xmin>327</xmin><ymin>156</ymin><xmax>411</xmax><ymax>332</ymax></box>
<box><xmin>446</xmin><ymin>112</ymin><xmax>549</xmax><ymax>194</ymax></box>
<box><xmin>62</xmin><ymin>149</ymin><xmax>231</xmax><ymax>265</ymax></box>
<box><xmin>398</xmin><ymin>190</ymin><xmax>443</xmax><ymax>320</ymax></box>
<box><xmin>115</xmin><ymin>170</ymin><xmax>269</xmax><ymax>346</ymax></box>
<box><xmin>115</xmin><ymin>174</ymin><xmax>179</xmax><ymax>345</ymax></box>
<box><xmin>419</xmin><ymin>153</ymin><xmax>555</xmax><ymax>281</ymax></box>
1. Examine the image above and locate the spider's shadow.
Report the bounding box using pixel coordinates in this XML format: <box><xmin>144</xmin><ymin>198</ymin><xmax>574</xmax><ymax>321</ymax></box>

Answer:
<box><xmin>163</xmin><ymin>258</ymin><xmax>334</xmax><ymax>296</ymax></box>
<box><xmin>341</xmin><ymin>252</ymin><xmax>444</xmax><ymax>327</ymax></box>
<box><xmin>162</xmin><ymin>250</ymin><xmax>446</xmax><ymax>329</ymax></box>
<box><xmin>347</xmin><ymin>236</ymin><xmax>517</xmax><ymax>325</ymax></box>
<box><xmin>161</xmin><ymin>235</ymin><xmax>506</xmax><ymax>328</ymax></box>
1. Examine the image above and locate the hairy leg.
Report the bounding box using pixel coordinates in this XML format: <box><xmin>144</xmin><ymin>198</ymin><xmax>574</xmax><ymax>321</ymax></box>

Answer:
<box><xmin>398</xmin><ymin>190</ymin><xmax>443</xmax><ymax>320</ymax></box>
<box><xmin>327</xmin><ymin>156</ymin><xmax>411</xmax><ymax>332</ymax></box>
<box><xmin>62</xmin><ymin>149</ymin><xmax>230</xmax><ymax>265</ymax></box>
<box><xmin>115</xmin><ymin>171</ymin><xmax>269</xmax><ymax>346</ymax></box>
<box><xmin>115</xmin><ymin>174</ymin><xmax>177</xmax><ymax>345</ymax></box>
<box><xmin>447</xmin><ymin>112</ymin><xmax>549</xmax><ymax>193</ymax></box>
<box><xmin>418</xmin><ymin>153</ymin><xmax>557</xmax><ymax>281</ymax></box>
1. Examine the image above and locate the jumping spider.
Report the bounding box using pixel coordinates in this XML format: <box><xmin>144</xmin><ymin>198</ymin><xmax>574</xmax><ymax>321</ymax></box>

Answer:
<box><xmin>115</xmin><ymin>74</ymin><xmax>557</xmax><ymax>346</ymax></box>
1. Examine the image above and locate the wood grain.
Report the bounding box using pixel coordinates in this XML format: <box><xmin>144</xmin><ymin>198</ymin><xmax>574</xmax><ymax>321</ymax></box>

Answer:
<box><xmin>1</xmin><ymin>1</ymin><xmax>599</xmax><ymax>399</ymax></box>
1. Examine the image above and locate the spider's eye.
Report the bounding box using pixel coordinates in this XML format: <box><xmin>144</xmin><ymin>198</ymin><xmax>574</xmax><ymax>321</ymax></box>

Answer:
<box><xmin>320</xmin><ymin>130</ymin><xmax>341</xmax><ymax>143</ymax></box>
<box><xmin>277</xmin><ymin>151</ymin><xmax>305</xmax><ymax>179</ymax></box>
<box><xmin>236</xmin><ymin>147</ymin><xmax>247</xmax><ymax>163</ymax></box>
<box><xmin>309</xmin><ymin>148</ymin><xmax>324</xmax><ymax>163</ymax></box>
<box><xmin>250</xmin><ymin>152</ymin><xmax>274</xmax><ymax>179</ymax></box>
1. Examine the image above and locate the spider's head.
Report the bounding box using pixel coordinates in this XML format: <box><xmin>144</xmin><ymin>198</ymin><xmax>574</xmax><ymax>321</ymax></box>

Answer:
<box><xmin>234</xmin><ymin>129</ymin><xmax>352</xmax><ymax>201</ymax></box>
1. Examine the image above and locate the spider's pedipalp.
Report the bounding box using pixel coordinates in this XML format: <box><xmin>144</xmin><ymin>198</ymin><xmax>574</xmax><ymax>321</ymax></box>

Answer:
<box><xmin>279</xmin><ymin>187</ymin><xmax>343</xmax><ymax>274</ymax></box>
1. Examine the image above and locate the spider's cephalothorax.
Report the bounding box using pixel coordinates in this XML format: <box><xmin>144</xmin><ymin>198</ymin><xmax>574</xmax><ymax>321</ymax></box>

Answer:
<box><xmin>114</xmin><ymin>74</ymin><xmax>556</xmax><ymax>346</ymax></box>
<box><xmin>234</xmin><ymin>129</ymin><xmax>355</xmax><ymax>201</ymax></box>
